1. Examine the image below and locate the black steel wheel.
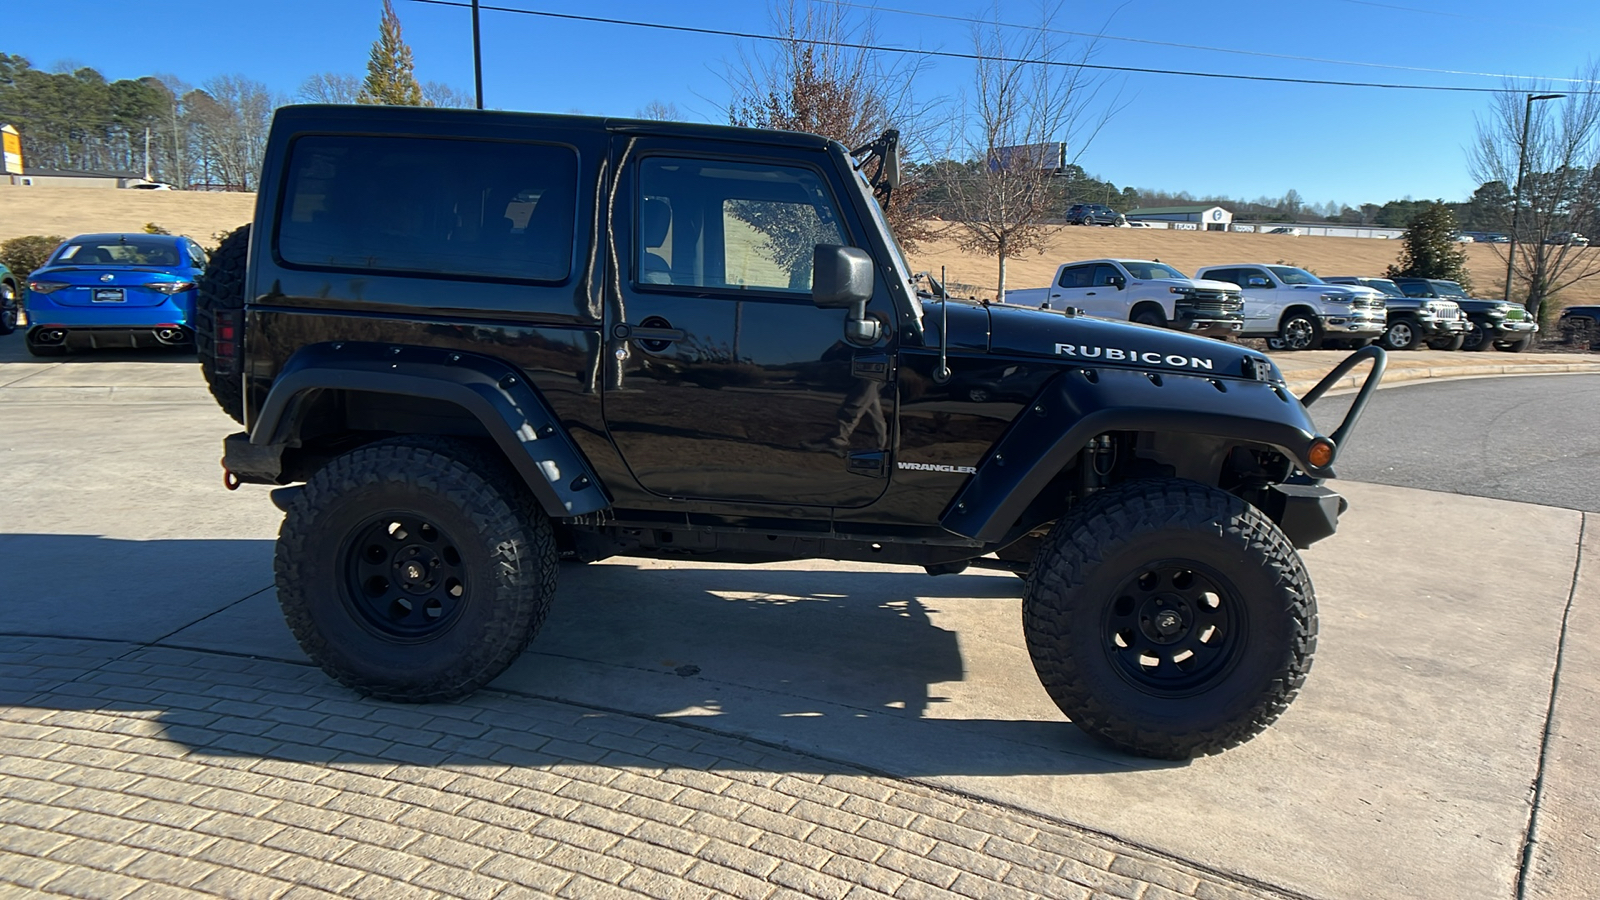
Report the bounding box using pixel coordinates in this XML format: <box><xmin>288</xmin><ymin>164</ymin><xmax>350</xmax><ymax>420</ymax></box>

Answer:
<box><xmin>1275</xmin><ymin>312</ymin><xmax>1323</xmax><ymax>351</ymax></box>
<box><xmin>1022</xmin><ymin>479</ymin><xmax>1317</xmax><ymax>759</ymax></box>
<box><xmin>1496</xmin><ymin>336</ymin><xmax>1532</xmax><ymax>353</ymax></box>
<box><xmin>1381</xmin><ymin>319</ymin><xmax>1422</xmax><ymax>351</ymax></box>
<box><xmin>276</xmin><ymin>436</ymin><xmax>558</xmax><ymax>702</ymax></box>
<box><xmin>1427</xmin><ymin>333</ymin><xmax>1466</xmax><ymax>352</ymax></box>
<box><xmin>0</xmin><ymin>279</ymin><xmax>18</xmax><ymax>335</ymax></box>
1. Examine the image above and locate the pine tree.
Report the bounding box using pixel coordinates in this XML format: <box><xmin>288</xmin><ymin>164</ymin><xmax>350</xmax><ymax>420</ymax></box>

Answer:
<box><xmin>357</xmin><ymin>0</ymin><xmax>427</xmax><ymax>107</ymax></box>
<box><xmin>1387</xmin><ymin>201</ymin><xmax>1473</xmax><ymax>290</ymax></box>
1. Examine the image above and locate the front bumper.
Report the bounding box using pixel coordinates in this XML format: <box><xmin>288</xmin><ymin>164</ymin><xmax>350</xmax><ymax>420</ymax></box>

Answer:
<box><xmin>1417</xmin><ymin>315</ymin><xmax>1469</xmax><ymax>336</ymax></box>
<box><xmin>1480</xmin><ymin>318</ymin><xmax>1539</xmax><ymax>338</ymax></box>
<box><xmin>1320</xmin><ymin>315</ymin><xmax>1385</xmax><ymax>335</ymax></box>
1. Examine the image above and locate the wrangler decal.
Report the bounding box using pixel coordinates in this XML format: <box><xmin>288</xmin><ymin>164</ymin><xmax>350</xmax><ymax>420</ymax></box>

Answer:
<box><xmin>898</xmin><ymin>461</ymin><xmax>978</xmax><ymax>475</ymax></box>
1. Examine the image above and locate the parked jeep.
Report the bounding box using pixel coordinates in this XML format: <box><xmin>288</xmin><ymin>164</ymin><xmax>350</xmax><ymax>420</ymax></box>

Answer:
<box><xmin>198</xmin><ymin>105</ymin><xmax>1385</xmax><ymax>759</ymax></box>
<box><xmin>1004</xmin><ymin>259</ymin><xmax>1244</xmax><ymax>337</ymax></box>
<box><xmin>1323</xmin><ymin>276</ymin><xmax>1468</xmax><ymax>351</ymax></box>
<box><xmin>1389</xmin><ymin>278</ymin><xmax>1539</xmax><ymax>352</ymax></box>
<box><xmin>1194</xmin><ymin>264</ymin><xmax>1386</xmax><ymax>350</ymax></box>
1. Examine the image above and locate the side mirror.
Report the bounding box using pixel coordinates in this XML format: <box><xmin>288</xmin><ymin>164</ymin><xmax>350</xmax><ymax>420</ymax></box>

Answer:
<box><xmin>1107</xmin><ymin>275</ymin><xmax>1126</xmax><ymax>289</ymax></box>
<box><xmin>813</xmin><ymin>245</ymin><xmax>880</xmax><ymax>344</ymax></box>
<box><xmin>1247</xmin><ymin>276</ymin><xmax>1271</xmax><ymax>288</ymax></box>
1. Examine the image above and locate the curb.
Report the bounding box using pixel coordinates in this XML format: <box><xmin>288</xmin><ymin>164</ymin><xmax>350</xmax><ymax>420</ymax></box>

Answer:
<box><xmin>1282</xmin><ymin>361</ymin><xmax>1600</xmax><ymax>397</ymax></box>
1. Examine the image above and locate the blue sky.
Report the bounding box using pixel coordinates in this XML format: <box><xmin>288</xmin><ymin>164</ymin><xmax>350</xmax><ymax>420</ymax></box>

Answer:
<box><xmin>5</xmin><ymin>0</ymin><xmax>1598</xmax><ymax>208</ymax></box>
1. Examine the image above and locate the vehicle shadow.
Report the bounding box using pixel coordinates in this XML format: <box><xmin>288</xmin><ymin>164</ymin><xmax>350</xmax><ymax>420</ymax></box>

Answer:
<box><xmin>0</xmin><ymin>341</ymin><xmax>197</xmax><ymax>366</ymax></box>
<box><xmin>0</xmin><ymin>533</ymin><xmax>1177</xmax><ymax>777</ymax></box>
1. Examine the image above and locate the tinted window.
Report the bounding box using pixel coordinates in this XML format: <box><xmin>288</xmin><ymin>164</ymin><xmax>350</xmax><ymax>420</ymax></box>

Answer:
<box><xmin>277</xmin><ymin>135</ymin><xmax>578</xmax><ymax>282</ymax></box>
<box><xmin>1238</xmin><ymin>267</ymin><xmax>1272</xmax><ymax>287</ymax></box>
<box><xmin>637</xmin><ymin>157</ymin><xmax>845</xmax><ymax>293</ymax></box>
<box><xmin>1121</xmin><ymin>261</ymin><xmax>1184</xmax><ymax>280</ymax></box>
<box><xmin>1267</xmin><ymin>265</ymin><xmax>1323</xmax><ymax>285</ymax></box>
<box><xmin>54</xmin><ymin>237</ymin><xmax>182</xmax><ymax>267</ymax></box>
<box><xmin>1057</xmin><ymin>265</ymin><xmax>1094</xmax><ymax>288</ymax></box>
<box><xmin>1201</xmin><ymin>268</ymin><xmax>1234</xmax><ymax>285</ymax></box>
<box><xmin>1091</xmin><ymin>264</ymin><xmax>1123</xmax><ymax>286</ymax></box>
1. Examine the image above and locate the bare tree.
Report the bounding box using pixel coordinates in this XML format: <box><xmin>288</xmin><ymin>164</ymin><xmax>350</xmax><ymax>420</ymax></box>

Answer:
<box><xmin>936</xmin><ymin>4</ymin><xmax>1118</xmax><ymax>302</ymax></box>
<box><xmin>190</xmin><ymin>75</ymin><xmax>278</xmax><ymax>191</ymax></box>
<box><xmin>422</xmin><ymin>81</ymin><xmax>474</xmax><ymax>109</ymax></box>
<box><xmin>637</xmin><ymin>100</ymin><xmax>681</xmax><ymax>121</ymax></box>
<box><xmin>1470</xmin><ymin>65</ymin><xmax>1600</xmax><ymax>320</ymax></box>
<box><xmin>727</xmin><ymin>0</ymin><xmax>934</xmax><ymax>250</ymax></box>
<box><xmin>298</xmin><ymin>72</ymin><xmax>361</xmax><ymax>104</ymax></box>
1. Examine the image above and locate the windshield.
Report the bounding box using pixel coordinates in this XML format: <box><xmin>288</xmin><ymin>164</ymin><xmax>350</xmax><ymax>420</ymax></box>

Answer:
<box><xmin>1362</xmin><ymin>278</ymin><xmax>1405</xmax><ymax>297</ymax></box>
<box><xmin>1431</xmin><ymin>281</ymin><xmax>1468</xmax><ymax>298</ymax></box>
<box><xmin>53</xmin><ymin>237</ymin><xmax>181</xmax><ymax>267</ymax></box>
<box><xmin>1266</xmin><ymin>266</ymin><xmax>1323</xmax><ymax>285</ymax></box>
<box><xmin>1121</xmin><ymin>261</ymin><xmax>1185</xmax><ymax>280</ymax></box>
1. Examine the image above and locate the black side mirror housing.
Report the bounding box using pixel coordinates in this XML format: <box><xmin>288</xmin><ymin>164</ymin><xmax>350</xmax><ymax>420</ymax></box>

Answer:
<box><xmin>1107</xmin><ymin>275</ymin><xmax>1126</xmax><ymax>289</ymax></box>
<box><xmin>813</xmin><ymin>245</ymin><xmax>880</xmax><ymax>345</ymax></box>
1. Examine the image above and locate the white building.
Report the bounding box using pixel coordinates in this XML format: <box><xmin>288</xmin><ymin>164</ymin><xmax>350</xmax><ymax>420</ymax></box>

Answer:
<box><xmin>1126</xmin><ymin>205</ymin><xmax>1233</xmax><ymax>232</ymax></box>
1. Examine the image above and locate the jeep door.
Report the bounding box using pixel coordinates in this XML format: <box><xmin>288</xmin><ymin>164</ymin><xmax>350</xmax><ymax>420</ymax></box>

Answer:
<box><xmin>599</xmin><ymin>137</ymin><xmax>897</xmax><ymax>509</ymax></box>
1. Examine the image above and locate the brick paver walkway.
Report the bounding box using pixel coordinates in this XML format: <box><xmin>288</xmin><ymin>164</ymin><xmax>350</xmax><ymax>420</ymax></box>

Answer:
<box><xmin>0</xmin><ymin>635</ymin><xmax>1298</xmax><ymax>900</ymax></box>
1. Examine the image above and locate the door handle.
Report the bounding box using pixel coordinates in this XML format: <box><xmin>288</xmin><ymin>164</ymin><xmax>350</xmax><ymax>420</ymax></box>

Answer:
<box><xmin>1050</xmin><ymin>293</ymin><xmax>1061</xmax><ymax>298</ymax></box>
<box><xmin>612</xmin><ymin>323</ymin><xmax>686</xmax><ymax>343</ymax></box>
<box><xmin>1086</xmin><ymin>291</ymin><xmax>1096</xmax><ymax>296</ymax></box>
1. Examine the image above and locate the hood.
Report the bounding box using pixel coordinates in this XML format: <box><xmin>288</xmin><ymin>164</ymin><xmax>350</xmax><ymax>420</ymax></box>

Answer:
<box><xmin>932</xmin><ymin>300</ymin><xmax>1280</xmax><ymax>382</ymax></box>
<box><xmin>1136</xmin><ymin>277</ymin><xmax>1239</xmax><ymax>293</ymax></box>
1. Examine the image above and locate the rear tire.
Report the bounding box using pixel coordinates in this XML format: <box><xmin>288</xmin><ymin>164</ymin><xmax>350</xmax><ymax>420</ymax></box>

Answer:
<box><xmin>275</xmin><ymin>436</ymin><xmax>558</xmax><ymax>702</ymax></box>
<box><xmin>1464</xmin><ymin>322</ymin><xmax>1495</xmax><ymax>351</ymax></box>
<box><xmin>195</xmin><ymin>223</ymin><xmax>251</xmax><ymax>424</ymax></box>
<box><xmin>1022</xmin><ymin>480</ymin><xmax>1317</xmax><ymax>759</ymax></box>
<box><xmin>1497</xmin><ymin>336</ymin><xmax>1532</xmax><ymax>353</ymax></box>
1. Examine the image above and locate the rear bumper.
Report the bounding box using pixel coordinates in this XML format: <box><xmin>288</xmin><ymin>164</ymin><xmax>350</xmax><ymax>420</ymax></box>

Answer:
<box><xmin>26</xmin><ymin>324</ymin><xmax>192</xmax><ymax>350</ymax></box>
<box><xmin>25</xmin><ymin>291</ymin><xmax>194</xmax><ymax>329</ymax></box>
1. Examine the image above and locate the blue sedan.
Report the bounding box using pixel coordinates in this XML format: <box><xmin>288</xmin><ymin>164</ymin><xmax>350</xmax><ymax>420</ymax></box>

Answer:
<box><xmin>24</xmin><ymin>233</ymin><xmax>208</xmax><ymax>356</ymax></box>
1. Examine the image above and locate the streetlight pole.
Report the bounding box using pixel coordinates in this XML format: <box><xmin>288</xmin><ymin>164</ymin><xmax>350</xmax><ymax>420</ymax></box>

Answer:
<box><xmin>1504</xmin><ymin>93</ymin><xmax>1565</xmax><ymax>304</ymax></box>
<box><xmin>472</xmin><ymin>0</ymin><xmax>484</xmax><ymax>110</ymax></box>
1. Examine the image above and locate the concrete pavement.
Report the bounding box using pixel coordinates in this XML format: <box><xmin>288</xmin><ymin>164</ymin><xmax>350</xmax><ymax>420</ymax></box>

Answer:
<box><xmin>1</xmin><ymin>341</ymin><xmax>1596</xmax><ymax>900</ymax></box>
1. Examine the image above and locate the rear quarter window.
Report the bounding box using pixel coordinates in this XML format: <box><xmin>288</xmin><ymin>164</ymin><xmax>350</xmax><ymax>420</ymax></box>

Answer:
<box><xmin>275</xmin><ymin>135</ymin><xmax>578</xmax><ymax>282</ymax></box>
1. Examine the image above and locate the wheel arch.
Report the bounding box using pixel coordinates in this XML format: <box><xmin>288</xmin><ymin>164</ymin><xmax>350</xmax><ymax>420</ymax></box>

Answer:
<box><xmin>1277</xmin><ymin>303</ymin><xmax>1322</xmax><ymax>329</ymax></box>
<box><xmin>943</xmin><ymin>367</ymin><xmax>1327</xmax><ymax>544</ymax></box>
<box><xmin>1128</xmin><ymin>300</ymin><xmax>1166</xmax><ymax>323</ymax></box>
<box><xmin>250</xmin><ymin>341</ymin><xmax>609</xmax><ymax>519</ymax></box>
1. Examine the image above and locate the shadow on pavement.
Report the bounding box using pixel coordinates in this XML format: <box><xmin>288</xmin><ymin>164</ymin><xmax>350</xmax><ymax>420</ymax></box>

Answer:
<box><xmin>1</xmin><ymin>533</ymin><xmax>1171</xmax><ymax>778</ymax></box>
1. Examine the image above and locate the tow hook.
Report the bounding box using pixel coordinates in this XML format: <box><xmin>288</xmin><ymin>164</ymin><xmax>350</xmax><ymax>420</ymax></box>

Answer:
<box><xmin>222</xmin><ymin>465</ymin><xmax>241</xmax><ymax>491</ymax></box>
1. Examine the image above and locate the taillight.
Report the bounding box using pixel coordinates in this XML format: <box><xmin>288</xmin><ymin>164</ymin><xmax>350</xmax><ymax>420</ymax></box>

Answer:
<box><xmin>144</xmin><ymin>281</ymin><xmax>196</xmax><ymax>294</ymax></box>
<box><xmin>28</xmin><ymin>281</ymin><xmax>69</xmax><ymax>294</ymax></box>
<box><xmin>214</xmin><ymin>310</ymin><xmax>239</xmax><ymax>374</ymax></box>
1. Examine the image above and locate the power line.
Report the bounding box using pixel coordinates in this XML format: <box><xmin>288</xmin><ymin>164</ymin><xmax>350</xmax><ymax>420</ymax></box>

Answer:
<box><xmin>402</xmin><ymin>0</ymin><xmax>1597</xmax><ymax>95</ymax></box>
<box><xmin>828</xmin><ymin>0</ymin><xmax>1593</xmax><ymax>85</ymax></box>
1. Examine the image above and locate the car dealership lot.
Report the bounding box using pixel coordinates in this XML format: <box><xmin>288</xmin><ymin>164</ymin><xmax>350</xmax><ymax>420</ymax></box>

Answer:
<box><xmin>1</xmin><ymin>342</ymin><xmax>1595</xmax><ymax>900</ymax></box>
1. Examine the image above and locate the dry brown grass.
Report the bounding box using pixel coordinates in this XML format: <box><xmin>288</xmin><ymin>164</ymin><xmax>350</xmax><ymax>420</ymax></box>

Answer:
<box><xmin>3</xmin><ymin>185</ymin><xmax>1594</xmax><ymax>310</ymax></box>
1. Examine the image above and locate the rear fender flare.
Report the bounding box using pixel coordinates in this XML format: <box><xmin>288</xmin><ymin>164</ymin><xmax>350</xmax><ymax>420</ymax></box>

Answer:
<box><xmin>250</xmin><ymin>341</ymin><xmax>608</xmax><ymax>518</ymax></box>
<box><xmin>942</xmin><ymin>366</ymin><xmax>1325</xmax><ymax>543</ymax></box>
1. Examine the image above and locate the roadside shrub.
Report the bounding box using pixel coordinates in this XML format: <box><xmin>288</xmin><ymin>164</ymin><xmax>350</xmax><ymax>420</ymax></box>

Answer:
<box><xmin>0</xmin><ymin>234</ymin><xmax>67</xmax><ymax>279</ymax></box>
<box><xmin>143</xmin><ymin>222</ymin><xmax>171</xmax><ymax>235</ymax></box>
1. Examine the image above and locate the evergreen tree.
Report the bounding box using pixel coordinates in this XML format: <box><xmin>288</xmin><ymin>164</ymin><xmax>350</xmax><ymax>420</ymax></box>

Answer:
<box><xmin>358</xmin><ymin>0</ymin><xmax>427</xmax><ymax>107</ymax></box>
<box><xmin>1387</xmin><ymin>201</ymin><xmax>1472</xmax><ymax>290</ymax></box>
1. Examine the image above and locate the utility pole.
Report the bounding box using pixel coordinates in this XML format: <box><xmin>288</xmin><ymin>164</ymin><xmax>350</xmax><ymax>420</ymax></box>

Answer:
<box><xmin>472</xmin><ymin>0</ymin><xmax>484</xmax><ymax>109</ymax></box>
<box><xmin>144</xmin><ymin>127</ymin><xmax>152</xmax><ymax>181</ymax></box>
<box><xmin>1505</xmin><ymin>93</ymin><xmax>1566</xmax><ymax>304</ymax></box>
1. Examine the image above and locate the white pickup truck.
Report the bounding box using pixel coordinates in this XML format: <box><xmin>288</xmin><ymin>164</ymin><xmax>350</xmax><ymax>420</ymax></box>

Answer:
<box><xmin>1004</xmin><ymin>259</ymin><xmax>1245</xmax><ymax>337</ymax></box>
<box><xmin>1193</xmin><ymin>264</ymin><xmax>1386</xmax><ymax>350</ymax></box>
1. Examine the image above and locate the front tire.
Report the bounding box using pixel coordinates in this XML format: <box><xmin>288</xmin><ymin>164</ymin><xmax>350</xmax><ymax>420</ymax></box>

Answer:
<box><xmin>1427</xmin><ymin>333</ymin><xmax>1466</xmax><ymax>352</ymax></box>
<box><xmin>1022</xmin><ymin>480</ymin><xmax>1317</xmax><ymax>759</ymax></box>
<box><xmin>1131</xmin><ymin>308</ymin><xmax>1166</xmax><ymax>328</ymax></box>
<box><xmin>1275</xmin><ymin>313</ymin><xmax>1322</xmax><ymax>351</ymax></box>
<box><xmin>1380</xmin><ymin>319</ymin><xmax>1422</xmax><ymax>351</ymax></box>
<box><xmin>275</xmin><ymin>437</ymin><xmax>558</xmax><ymax>702</ymax></box>
<box><xmin>0</xmin><ymin>280</ymin><xmax>18</xmax><ymax>335</ymax></box>
<box><xmin>1463</xmin><ymin>322</ymin><xmax>1495</xmax><ymax>351</ymax></box>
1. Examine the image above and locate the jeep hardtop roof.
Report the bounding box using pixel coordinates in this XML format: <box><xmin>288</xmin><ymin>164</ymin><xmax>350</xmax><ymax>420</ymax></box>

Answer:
<box><xmin>271</xmin><ymin>104</ymin><xmax>841</xmax><ymax>151</ymax></box>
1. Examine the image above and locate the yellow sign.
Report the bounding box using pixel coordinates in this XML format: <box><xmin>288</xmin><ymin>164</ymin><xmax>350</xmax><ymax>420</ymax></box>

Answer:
<box><xmin>1</xmin><ymin>125</ymin><xmax>21</xmax><ymax>176</ymax></box>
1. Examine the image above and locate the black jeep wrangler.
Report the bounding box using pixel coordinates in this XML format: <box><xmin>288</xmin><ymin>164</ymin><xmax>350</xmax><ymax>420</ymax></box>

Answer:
<box><xmin>199</xmin><ymin>105</ymin><xmax>1384</xmax><ymax>759</ymax></box>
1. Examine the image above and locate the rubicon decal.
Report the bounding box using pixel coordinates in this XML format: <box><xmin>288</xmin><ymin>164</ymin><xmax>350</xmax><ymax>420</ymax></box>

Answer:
<box><xmin>1054</xmin><ymin>343</ymin><xmax>1215</xmax><ymax>370</ymax></box>
<box><xmin>898</xmin><ymin>461</ymin><xmax>978</xmax><ymax>474</ymax></box>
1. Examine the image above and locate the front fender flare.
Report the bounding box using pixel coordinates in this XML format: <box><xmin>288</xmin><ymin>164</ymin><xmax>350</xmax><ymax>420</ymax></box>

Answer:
<box><xmin>942</xmin><ymin>366</ymin><xmax>1326</xmax><ymax>543</ymax></box>
<box><xmin>250</xmin><ymin>341</ymin><xmax>608</xmax><ymax>518</ymax></box>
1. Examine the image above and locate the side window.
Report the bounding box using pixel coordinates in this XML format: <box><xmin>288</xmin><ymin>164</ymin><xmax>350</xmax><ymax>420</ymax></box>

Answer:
<box><xmin>1238</xmin><ymin>267</ymin><xmax>1272</xmax><ymax>287</ymax></box>
<box><xmin>187</xmin><ymin>240</ymin><xmax>207</xmax><ymax>270</ymax></box>
<box><xmin>277</xmin><ymin>135</ymin><xmax>578</xmax><ymax>282</ymax></box>
<box><xmin>1092</xmin><ymin>264</ymin><xmax>1122</xmax><ymax>286</ymax></box>
<box><xmin>636</xmin><ymin>157</ymin><xmax>845</xmax><ymax>293</ymax></box>
<box><xmin>1202</xmin><ymin>268</ymin><xmax>1232</xmax><ymax>285</ymax></box>
<box><xmin>1057</xmin><ymin>265</ymin><xmax>1092</xmax><ymax>288</ymax></box>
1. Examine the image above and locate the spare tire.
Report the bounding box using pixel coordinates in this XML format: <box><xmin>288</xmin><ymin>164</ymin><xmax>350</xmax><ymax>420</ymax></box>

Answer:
<box><xmin>195</xmin><ymin>224</ymin><xmax>250</xmax><ymax>424</ymax></box>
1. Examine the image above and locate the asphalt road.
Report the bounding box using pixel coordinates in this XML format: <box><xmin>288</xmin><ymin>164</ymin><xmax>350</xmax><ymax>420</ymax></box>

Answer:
<box><xmin>1309</xmin><ymin>373</ymin><xmax>1600</xmax><ymax>512</ymax></box>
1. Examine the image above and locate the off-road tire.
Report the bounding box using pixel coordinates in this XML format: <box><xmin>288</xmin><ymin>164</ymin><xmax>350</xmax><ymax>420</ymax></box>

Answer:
<box><xmin>0</xmin><ymin>279</ymin><xmax>18</xmax><ymax>335</ymax></box>
<box><xmin>1381</xmin><ymin>319</ymin><xmax>1423</xmax><ymax>351</ymax></box>
<box><xmin>1496</xmin><ymin>336</ymin><xmax>1532</xmax><ymax>353</ymax></box>
<box><xmin>195</xmin><ymin>223</ymin><xmax>250</xmax><ymax>424</ymax></box>
<box><xmin>1022</xmin><ymin>479</ymin><xmax>1317</xmax><ymax>759</ymax></box>
<box><xmin>275</xmin><ymin>436</ymin><xmax>558</xmax><ymax>702</ymax></box>
<box><xmin>1427</xmin><ymin>333</ymin><xmax>1466</xmax><ymax>352</ymax></box>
